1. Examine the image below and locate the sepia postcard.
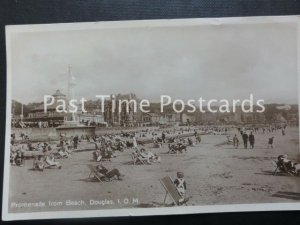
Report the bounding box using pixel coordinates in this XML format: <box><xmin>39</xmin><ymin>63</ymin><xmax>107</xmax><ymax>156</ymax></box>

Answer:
<box><xmin>3</xmin><ymin>16</ymin><xmax>300</xmax><ymax>220</ymax></box>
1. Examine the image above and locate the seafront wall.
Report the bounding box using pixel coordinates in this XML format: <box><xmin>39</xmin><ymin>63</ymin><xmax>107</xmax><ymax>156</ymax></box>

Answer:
<box><xmin>12</xmin><ymin>126</ymin><xmax>160</xmax><ymax>137</ymax></box>
<box><xmin>12</xmin><ymin>128</ymin><xmax>58</xmax><ymax>140</ymax></box>
<box><xmin>11</xmin><ymin>126</ymin><xmax>161</xmax><ymax>142</ymax></box>
<box><xmin>11</xmin><ymin>126</ymin><xmax>197</xmax><ymax>144</ymax></box>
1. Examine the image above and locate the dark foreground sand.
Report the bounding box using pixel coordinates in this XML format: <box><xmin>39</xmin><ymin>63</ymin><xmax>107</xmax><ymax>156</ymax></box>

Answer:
<box><xmin>8</xmin><ymin>127</ymin><xmax>300</xmax><ymax>213</ymax></box>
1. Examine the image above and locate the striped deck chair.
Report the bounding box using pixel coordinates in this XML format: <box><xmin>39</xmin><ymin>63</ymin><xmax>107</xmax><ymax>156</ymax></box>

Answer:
<box><xmin>160</xmin><ymin>176</ymin><xmax>187</xmax><ymax>206</ymax></box>
<box><xmin>87</xmin><ymin>164</ymin><xmax>106</xmax><ymax>183</ymax></box>
<box><xmin>131</xmin><ymin>152</ymin><xmax>147</xmax><ymax>165</ymax></box>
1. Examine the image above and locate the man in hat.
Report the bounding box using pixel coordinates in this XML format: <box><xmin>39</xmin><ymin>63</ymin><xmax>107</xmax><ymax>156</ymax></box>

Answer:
<box><xmin>242</xmin><ymin>132</ymin><xmax>249</xmax><ymax>149</ymax></box>
<box><xmin>249</xmin><ymin>132</ymin><xmax>255</xmax><ymax>149</ymax></box>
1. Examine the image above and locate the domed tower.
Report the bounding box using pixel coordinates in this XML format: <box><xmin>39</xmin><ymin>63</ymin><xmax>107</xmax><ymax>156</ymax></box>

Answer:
<box><xmin>52</xmin><ymin>89</ymin><xmax>66</xmax><ymax>101</ymax></box>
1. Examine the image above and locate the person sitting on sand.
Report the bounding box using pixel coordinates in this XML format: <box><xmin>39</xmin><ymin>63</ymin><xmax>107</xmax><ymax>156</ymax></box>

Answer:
<box><xmin>58</xmin><ymin>143</ymin><xmax>70</xmax><ymax>158</ymax></box>
<box><xmin>171</xmin><ymin>142</ymin><xmax>187</xmax><ymax>154</ymax></box>
<box><xmin>27</xmin><ymin>141</ymin><xmax>36</xmax><ymax>151</ymax></box>
<box><xmin>92</xmin><ymin>149</ymin><xmax>102</xmax><ymax>162</ymax></box>
<box><xmin>10</xmin><ymin>142</ymin><xmax>19</xmax><ymax>165</ymax></box>
<box><xmin>65</xmin><ymin>143</ymin><xmax>73</xmax><ymax>155</ymax></box>
<box><xmin>153</xmin><ymin>138</ymin><xmax>162</xmax><ymax>148</ymax></box>
<box><xmin>33</xmin><ymin>155</ymin><xmax>45</xmax><ymax>171</ymax></box>
<box><xmin>93</xmin><ymin>143</ymin><xmax>114</xmax><ymax>162</ymax></box>
<box><xmin>42</xmin><ymin>142</ymin><xmax>52</xmax><ymax>153</ymax></box>
<box><xmin>114</xmin><ymin>140</ymin><xmax>126</xmax><ymax>151</ymax></box>
<box><xmin>146</xmin><ymin>150</ymin><xmax>161</xmax><ymax>163</ymax></box>
<box><xmin>14</xmin><ymin>150</ymin><xmax>25</xmax><ymax>166</ymax></box>
<box><xmin>139</xmin><ymin>148</ymin><xmax>152</xmax><ymax>164</ymax></box>
<box><xmin>277</xmin><ymin>154</ymin><xmax>297</xmax><ymax>173</ymax></box>
<box><xmin>187</xmin><ymin>138</ymin><xmax>195</xmax><ymax>147</ymax></box>
<box><xmin>45</xmin><ymin>154</ymin><xmax>62</xmax><ymax>169</ymax></box>
<box><xmin>103</xmin><ymin>144</ymin><xmax>116</xmax><ymax>159</ymax></box>
<box><xmin>96</xmin><ymin>164</ymin><xmax>124</xmax><ymax>180</ymax></box>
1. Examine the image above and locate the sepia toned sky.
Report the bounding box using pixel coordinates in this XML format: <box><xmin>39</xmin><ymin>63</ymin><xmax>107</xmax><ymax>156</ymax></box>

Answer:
<box><xmin>9</xmin><ymin>20</ymin><xmax>298</xmax><ymax>104</ymax></box>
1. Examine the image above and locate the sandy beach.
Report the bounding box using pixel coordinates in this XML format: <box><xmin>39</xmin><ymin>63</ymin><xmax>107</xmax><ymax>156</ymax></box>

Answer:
<box><xmin>8</xmin><ymin>126</ymin><xmax>300</xmax><ymax>213</ymax></box>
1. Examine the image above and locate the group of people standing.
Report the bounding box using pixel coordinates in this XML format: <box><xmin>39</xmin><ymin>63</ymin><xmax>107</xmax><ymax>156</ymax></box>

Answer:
<box><xmin>231</xmin><ymin>126</ymin><xmax>282</xmax><ymax>149</ymax></box>
<box><xmin>242</xmin><ymin>131</ymin><xmax>256</xmax><ymax>149</ymax></box>
<box><xmin>232</xmin><ymin>131</ymin><xmax>255</xmax><ymax>149</ymax></box>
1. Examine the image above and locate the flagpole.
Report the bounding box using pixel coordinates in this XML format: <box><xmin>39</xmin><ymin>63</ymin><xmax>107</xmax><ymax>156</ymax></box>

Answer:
<box><xmin>20</xmin><ymin>103</ymin><xmax>23</xmax><ymax>122</ymax></box>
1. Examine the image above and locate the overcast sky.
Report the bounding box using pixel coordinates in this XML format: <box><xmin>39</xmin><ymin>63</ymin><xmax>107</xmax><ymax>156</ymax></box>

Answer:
<box><xmin>10</xmin><ymin>21</ymin><xmax>298</xmax><ymax>104</ymax></box>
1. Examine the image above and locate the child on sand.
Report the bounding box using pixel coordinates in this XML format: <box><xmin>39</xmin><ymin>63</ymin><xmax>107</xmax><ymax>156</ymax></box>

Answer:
<box><xmin>233</xmin><ymin>134</ymin><xmax>239</xmax><ymax>149</ymax></box>
<box><xmin>174</xmin><ymin>172</ymin><xmax>187</xmax><ymax>204</ymax></box>
<box><xmin>268</xmin><ymin>137</ymin><xmax>274</xmax><ymax>148</ymax></box>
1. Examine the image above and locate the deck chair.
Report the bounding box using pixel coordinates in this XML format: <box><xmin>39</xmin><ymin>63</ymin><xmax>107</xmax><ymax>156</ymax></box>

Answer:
<box><xmin>93</xmin><ymin>151</ymin><xmax>102</xmax><ymax>162</ymax></box>
<box><xmin>167</xmin><ymin>144</ymin><xmax>177</xmax><ymax>154</ymax></box>
<box><xmin>131</xmin><ymin>152</ymin><xmax>147</xmax><ymax>165</ymax></box>
<box><xmin>272</xmin><ymin>160</ymin><xmax>298</xmax><ymax>176</ymax></box>
<box><xmin>87</xmin><ymin>164</ymin><xmax>109</xmax><ymax>182</ymax></box>
<box><xmin>160</xmin><ymin>176</ymin><xmax>187</xmax><ymax>206</ymax></box>
<box><xmin>272</xmin><ymin>160</ymin><xmax>280</xmax><ymax>176</ymax></box>
<box><xmin>226</xmin><ymin>135</ymin><xmax>233</xmax><ymax>144</ymax></box>
<box><xmin>44</xmin><ymin>156</ymin><xmax>61</xmax><ymax>169</ymax></box>
<box><xmin>57</xmin><ymin>150</ymin><xmax>69</xmax><ymax>158</ymax></box>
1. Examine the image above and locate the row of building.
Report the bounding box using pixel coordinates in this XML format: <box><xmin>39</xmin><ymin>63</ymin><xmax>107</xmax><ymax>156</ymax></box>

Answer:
<box><xmin>12</xmin><ymin>90</ymin><xmax>299</xmax><ymax>128</ymax></box>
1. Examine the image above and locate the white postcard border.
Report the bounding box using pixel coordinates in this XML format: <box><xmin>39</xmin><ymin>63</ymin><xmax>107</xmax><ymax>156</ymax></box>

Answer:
<box><xmin>3</xmin><ymin>15</ymin><xmax>300</xmax><ymax>221</ymax></box>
